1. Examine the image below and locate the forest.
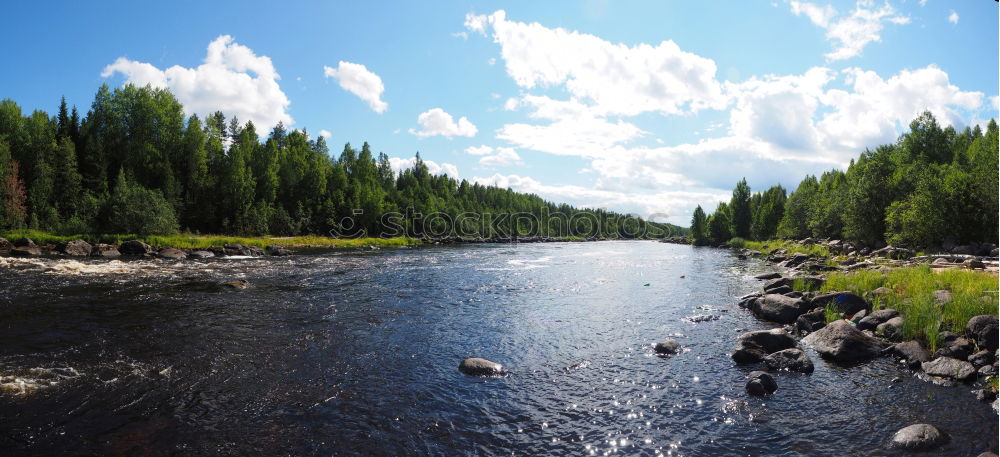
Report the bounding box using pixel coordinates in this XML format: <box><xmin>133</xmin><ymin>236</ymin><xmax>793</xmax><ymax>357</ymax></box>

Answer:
<box><xmin>690</xmin><ymin>111</ymin><xmax>999</xmax><ymax>250</ymax></box>
<box><xmin>0</xmin><ymin>84</ymin><xmax>683</xmax><ymax>240</ymax></box>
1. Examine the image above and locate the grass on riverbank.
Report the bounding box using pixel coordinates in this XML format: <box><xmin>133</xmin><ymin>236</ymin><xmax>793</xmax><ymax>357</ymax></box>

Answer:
<box><xmin>0</xmin><ymin>229</ymin><xmax>422</xmax><ymax>250</ymax></box>
<box><xmin>799</xmin><ymin>265</ymin><xmax>999</xmax><ymax>351</ymax></box>
<box><xmin>745</xmin><ymin>240</ymin><xmax>832</xmax><ymax>258</ymax></box>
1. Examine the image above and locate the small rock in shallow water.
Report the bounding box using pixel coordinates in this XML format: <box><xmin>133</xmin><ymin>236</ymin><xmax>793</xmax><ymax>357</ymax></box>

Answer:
<box><xmin>458</xmin><ymin>357</ymin><xmax>504</xmax><ymax>376</ymax></box>
<box><xmin>921</xmin><ymin>357</ymin><xmax>976</xmax><ymax>382</ymax></box>
<box><xmin>763</xmin><ymin>348</ymin><xmax>814</xmax><ymax>373</ymax></box>
<box><xmin>889</xmin><ymin>424</ymin><xmax>949</xmax><ymax>450</ymax></box>
<box><xmin>221</xmin><ymin>280</ymin><xmax>250</xmax><ymax>290</ymax></box>
<box><xmin>654</xmin><ymin>338</ymin><xmax>681</xmax><ymax>355</ymax></box>
<box><xmin>745</xmin><ymin>371</ymin><xmax>777</xmax><ymax>396</ymax></box>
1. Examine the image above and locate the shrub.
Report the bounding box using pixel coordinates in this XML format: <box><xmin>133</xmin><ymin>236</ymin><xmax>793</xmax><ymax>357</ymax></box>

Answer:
<box><xmin>728</xmin><ymin>237</ymin><xmax>747</xmax><ymax>249</ymax></box>
<box><xmin>97</xmin><ymin>171</ymin><xmax>179</xmax><ymax>235</ymax></box>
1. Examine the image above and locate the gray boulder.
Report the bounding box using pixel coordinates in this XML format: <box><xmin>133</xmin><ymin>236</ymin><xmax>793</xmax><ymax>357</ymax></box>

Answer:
<box><xmin>459</xmin><ymin>357</ymin><xmax>505</xmax><ymax>376</ymax></box>
<box><xmin>857</xmin><ymin>309</ymin><xmax>899</xmax><ymax>331</ymax></box>
<box><xmin>763</xmin><ymin>348</ymin><xmax>814</xmax><ymax>373</ymax></box>
<box><xmin>921</xmin><ymin>357</ymin><xmax>976</xmax><ymax>381</ymax></box>
<box><xmin>763</xmin><ymin>277</ymin><xmax>794</xmax><ymax>292</ymax></box>
<box><xmin>57</xmin><ymin>239</ymin><xmax>92</xmax><ymax>256</ymax></box>
<box><xmin>654</xmin><ymin>339</ymin><xmax>681</xmax><ymax>355</ymax></box>
<box><xmin>935</xmin><ymin>337</ymin><xmax>973</xmax><ymax>361</ymax></box>
<box><xmin>968</xmin><ymin>350</ymin><xmax>995</xmax><ymax>368</ymax></box>
<box><xmin>754</xmin><ymin>272</ymin><xmax>782</xmax><ymax>280</ymax></box>
<box><xmin>802</xmin><ymin>320</ymin><xmax>890</xmax><ymax>364</ymax></box>
<box><xmin>795</xmin><ymin>308</ymin><xmax>826</xmax><ymax>333</ymax></box>
<box><xmin>750</xmin><ymin>294</ymin><xmax>810</xmax><ymax>324</ymax></box>
<box><xmin>267</xmin><ymin>245</ymin><xmax>292</xmax><ymax>256</ymax></box>
<box><xmin>889</xmin><ymin>424</ymin><xmax>949</xmax><ymax>450</ymax></box>
<box><xmin>90</xmin><ymin>244</ymin><xmax>120</xmax><ymax>258</ymax></box>
<box><xmin>731</xmin><ymin>328</ymin><xmax>799</xmax><ymax>364</ymax></box>
<box><xmin>157</xmin><ymin>248</ymin><xmax>187</xmax><ymax>260</ymax></box>
<box><xmin>745</xmin><ymin>371</ymin><xmax>777</xmax><ymax>396</ymax></box>
<box><xmin>120</xmin><ymin>240</ymin><xmax>154</xmax><ymax>256</ymax></box>
<box><xmin>811</xmin><ymin>291</ymin><xmax>869</xmax><ymax>315</ymax></box>
<box><xmin>876</xmin><ymin>316</ymin><xmax>904</xmax><ymax>341</ymax></box>
<box><xmin>891</xmin><ymin>340</ymin><xmax>931</xmax><ymax>369</ymax></box>
<box><xmin>966</xmin><ymin>315</ymin><xmax>999</xmax><ymax>351</ymax></box>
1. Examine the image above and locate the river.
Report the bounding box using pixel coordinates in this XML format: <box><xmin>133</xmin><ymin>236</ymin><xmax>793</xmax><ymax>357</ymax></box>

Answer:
<box><xmin>1</xmin><ymin>241</ymin><xmax>996</xmax><ymax>456</ymax></box>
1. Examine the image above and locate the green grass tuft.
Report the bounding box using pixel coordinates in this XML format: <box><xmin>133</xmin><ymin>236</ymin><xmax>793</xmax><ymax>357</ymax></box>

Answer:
<box><xmin>745</xmin><ymin>240</ymin><xmax>831</xmax><ymax>258</ymax></box>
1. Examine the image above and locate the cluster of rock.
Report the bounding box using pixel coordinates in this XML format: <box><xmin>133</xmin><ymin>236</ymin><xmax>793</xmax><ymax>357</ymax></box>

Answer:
<box><xmin>0</xmin><ymin>237</ymin><xmax>292</xmax><ymax>260</ymax></box>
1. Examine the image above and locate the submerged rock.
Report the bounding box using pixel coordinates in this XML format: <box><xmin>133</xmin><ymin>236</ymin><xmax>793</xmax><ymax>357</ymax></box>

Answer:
<box><xmin>458</xmin><ymin>357</ymin><xmax>504</xmax><ymax>376</ymax></box>
<box><xmin>731</xmin><ymin>328</ymin><xmax>798</xmax><ymax>364</ymax></box>
<box><xmin>966</xmin><ymin>315</ymin><xmax>999</xmax><ymax>351</ymax></box>
<box><xmin>801</xmin><ymin>320</ymin><xmax>889</xmax><ymax>364</ymax></box>
<box><xmin>221</xmin><ymin>280</ymin><xmax>250</xmax><ymax>290</ymax></box>
<box><xmin>745</xmin><ymin>371</ymin><xmax>777</xmax><ymax>396</ymax></box>
<box><xmin>889</xmin><ymin>424</ymin><xmax>949</xmax><ymax>450</ymax></box>
<box><xmin>763</xmin><ymin>348</ymin><xmax>814</xmax><ymax>373</ymax></box>
<box><xmin>654</xmin><ymin>339</ymin><xmax>681</xmax><ymax>355</ymax></box>
<box><xmin>921</xmin><ymin>357</ymin><xmax>976</xmax><ymax>382</ymax></box>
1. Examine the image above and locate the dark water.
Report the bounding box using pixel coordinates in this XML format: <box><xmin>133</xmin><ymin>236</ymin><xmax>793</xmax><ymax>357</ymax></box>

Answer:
<box><xmin>1</xmin><ymin>242</ymin><xmax>996</xmax><ymax>456</ymax></box>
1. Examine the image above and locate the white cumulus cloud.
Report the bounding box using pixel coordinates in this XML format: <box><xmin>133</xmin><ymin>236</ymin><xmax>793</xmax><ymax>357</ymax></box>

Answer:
<box><xmin>102</xmin><ymin>35</ymin><xmax>292</xmax><ymax>131</ymax></box>
<box><xmin>787</xmin><ymin>1</ymin><xmax>910</xmax><ymax>61</ymax></box>
<box><xmin>948</xmin><ymin>10</ymin><xmax>959</xmax><ymax>25</ymax></box>
<box><xmin>388</xmin><ymin>156</ymin><xmax>460</xmax><ymax>178</ymax></box>
<box><xmin>318</xmin><ymin>129</ymin><xmax>332</xmax><ymax>139</ymax></box>
<box><xmin>465</xmin><ymin>145</ymin><xmax>523</xmax><ymax>167</ymax></box>
<box><xmin>465</xmin><ymin>10</ymin><xmax>728</xmax><ymax>116</ymax></box>
<box><xmin>323</xmin><ymin>61</ymin><xmax>389</xmax><ymax>113</ymax></box>
<box><xmin>409</xmin><ymin>108</ymin><xmax>478</xmax><ymax>138</ymax></box>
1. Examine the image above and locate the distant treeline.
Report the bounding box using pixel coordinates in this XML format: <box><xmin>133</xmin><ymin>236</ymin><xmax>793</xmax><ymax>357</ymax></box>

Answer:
<box><xmin>691</xmin><ymin>111</ymin><xmax>998</xmax><ymax>249</ymax></box>
<box><xmin>0</xmin><ymin>84</ymin><xmax>684</xmax><ymax>239</ymax></box>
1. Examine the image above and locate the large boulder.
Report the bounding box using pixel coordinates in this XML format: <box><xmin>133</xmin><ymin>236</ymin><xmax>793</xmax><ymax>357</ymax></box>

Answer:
<box><xmin>763</xmin><ymin>277</ymin><xmax>794</xmax><ymax>292</ymax></box>
<box><xmin>0</xmin><ymin>237</ymin><xmax>11</xmax><ymax>254</ymax></box>
<box><xmin>90</xmin><ymin>243</ymin><xmax>121</xmax><ymax>258</ymax></box>
<box><xmin>745</xmin><ymin>371</ymin><xmax>777</xmax><ymax>396</ymax></box>
<box><xmin>935</xmin><ymin>337</ymin><xmax>973</xmax><ymax>361</ymax></box>
<box><xmin>921</xmin><ymin>357</ymin><xmax>976</xmax><ymax>382</ymax></box>
<box><xmin>889</xmin><ymin>424</ymin><xmax>949</xmax><ymax>451</ymax></box>
<box><xmin>802</xmin><ymin>320</ymin><xmax>890</xmax><ymax>364</ymax></box>
<box><xmin>458</xmin><ymin>357</ymin><xmax>505</xmax><ymax>376</ymax></box>
<box><xmin>56</xmin><ymin>239</ymin><xmax>92</xmax><ymax>257</ymax></box>
<box><xmin>875</xmin><ymin>316</ymin><xmax>905</xmax><ymax>341</ymax></box>
<box><xmin>857</xmin><ymin>309</ymin><xmax>899</xmax><ymax>331</ymax></box>
<box><xmin>731</xmin><ymin>328</ymin><xmax>799</xmax><ymax>364</ymax></box>
<box><xmin>157</xmin><ymin>248</ymin><xmax>187</xmax><ymax>260</ymax></box>
<box><xmin>890</xmin><ymin>341</ymin><xmax>931</xmax><ymax>369</ymax></box>
<box><xmin>267</xmin><ymin>245</ymin><xmax>292</xmax><ymax>256</ymax></box>
<box><xmin>749</xmin><ymin>294</ymin><xmax>811</xmax><ymax>324</ymax></box>
<box><xmin>224</xmin><ymin>244</ymin><xmax>264</xmax><ymax>256</ymax></box>
<box><xmin>811</xmin><ymin>291</ymin><xmax>869</xmax><ymax>315</ymax></box>
<box><xmin>966</xmin><ymin>315</ymin><xmax>999</xmax><ymax>351</ymax></box>
<box><xmin>119</xmin><ymin>240</ymin><xmax>154</xmax><ymax>256</ymax></box>
<box><xmin>763</xmin><ymin>348</ymin><xmax>814</xmax><ymax>373</ymax></box>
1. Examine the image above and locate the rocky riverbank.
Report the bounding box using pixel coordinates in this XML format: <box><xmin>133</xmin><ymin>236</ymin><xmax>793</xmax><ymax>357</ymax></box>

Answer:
<box><xmin>0</xmin><ymin>236</ymin><xmax>288</xmax><ymax>260</ymax></box>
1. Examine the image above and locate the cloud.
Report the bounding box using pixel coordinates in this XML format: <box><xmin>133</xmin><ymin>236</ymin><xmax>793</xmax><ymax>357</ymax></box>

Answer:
<box><xmin>451</xmin><ymin>31</ymin><xmax>469</xmax><ymax>40</ymax></box>
<box><xmin>465</xmin><ymin>145</ymin><xmax>523</xmax><ymax>167</ymax></box>
<box><xmin>465</xmin><ymin>10</ymin><xmax>727</xmax><ymax>116</ymax></box>
<box><xmin>102</xmin><ymin>35</ymin><xmax>292</xmax><ymax>130</ymax></box>
<box><xmin>787</xmin><ymin>1</ymin><xmax>910</xmax><ymax>61</ymax></box>
<box><xmin>323</xmin><ymin>61</ymin><xmax>389</xmax><ymax>113</ymax></box>
<box><xmin>409</xmin><ymin>108</ymin><xmax>478</xmax><ymax>138</ymax></box>
<box><xmin>388</xmin><ymin>156</ymin><xmax>460</xmax><ymax>178</ymax></box>
<box><xmin>318</xmin><ymin>129</ymin><xmax>332</xmax><ymax>139</ymax></box>
<box><xmin>948</xmin><ymin>10</ymin><xmax>959</xmax><ymax>25</ymax></box>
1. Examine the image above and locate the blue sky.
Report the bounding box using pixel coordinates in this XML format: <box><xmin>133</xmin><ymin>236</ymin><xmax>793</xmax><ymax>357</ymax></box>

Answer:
<box><xmin>1</xmin><ymin>0</ymin><xmax>996</xmax><ymax>224</ymax></box>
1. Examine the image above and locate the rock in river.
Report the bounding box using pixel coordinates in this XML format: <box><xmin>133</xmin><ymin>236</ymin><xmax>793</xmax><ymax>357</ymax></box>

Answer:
<box><xmin>654</xmin><ymin>338</ymin><xmax>681</xmax><ymax>355</ymax></box>
<box><xmin>221</xmin><ymin>280</ymin><xmax>250</xmax><ymax>290</ymax></box>
<box><xmin>731</xmin><ymin>328</ymin><xmax>798</xmax><ymax>364</ymax></box>
<box><xmin>745</xmin><ymin>371</ymin><xmax>777</xmax><ymax>396</ymax></box>
<box><xmin>889</xmin><ymin>423</ymin><xmax>949</xmax><ymax>451</ymax></box>
<box><xmin>754</xmin><ymin>272</ymin><xmax>782</xmax><ymax>280</ymax></box>
<box><xmin>801</xmin><ymin>320</ymin><xmax>889</xmax><ymax>364</ymax></box>
<box><xmin>57</xmin><ymin>239</ymin><xmax>92</xmax><ymax>257</ymax></box>
<box><xmin>763</xmin><ymin>348</ymin><xmax>814</xmax><ymax>373</ymax></box>
<box><xmin>90</xmin><ymin>243</ymin><xmax>120</xmax><ymax>258</ymax></box>
<box><xmin>749</xmin><ymin>294</ymin><xmax>810</xmax><ymax>324</ymax></box>
<box><xmin>921</xmin><ymin>357</ymin><xmax>976</xmax><ymax>382</ymax></box>
<box><xmin>459</xmin><ymin>357</ymin><xmax>504</xmax><ymax>376</ymax></box>
<box><xmin>120</xmin><ymin>240</ymin><xmax>154</xmax><ymax>256</ymax></box>
<box><xmin>890</xmin><ymin>340</ymin><xmax>930</xmax><ymax>369</ymax></box>
<box><xmin>157</xmin><ymin>248</ymin><xmax>187</xmax><ymax>260</ymax></box>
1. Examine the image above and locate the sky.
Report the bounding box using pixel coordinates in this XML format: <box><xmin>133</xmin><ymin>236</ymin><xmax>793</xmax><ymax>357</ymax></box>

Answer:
<box><xmin>1</xmin><ymin>0</ymin><xmax>997</xmax><ymax>225</ymax></box>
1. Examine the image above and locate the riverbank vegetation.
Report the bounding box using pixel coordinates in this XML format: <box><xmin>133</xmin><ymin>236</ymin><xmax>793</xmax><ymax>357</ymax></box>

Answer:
<box><xmin>0</xmin><ymin>85</ymin><xmax>685</xmax><ymax>240</ymax></box>
<box><xmin>690</xmin><ymin>112</ymin><xmax>998</xmax><ymax>250</ymax></box>
<box><xmin>0</xmin><ymin>229</ymin><xmax>421</xmax><ymax>249</ymax></box>
<box><xmin>795</xmin><ymin>265</ymin><xmax>999</xmax><ymax>351</ymax></box>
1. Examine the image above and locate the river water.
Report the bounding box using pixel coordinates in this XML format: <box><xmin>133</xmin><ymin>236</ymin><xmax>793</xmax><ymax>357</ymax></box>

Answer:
<box><xmin>0</xmin><ymin>241</ymin><xmax>996</xmax><ymax>456</ymax></box>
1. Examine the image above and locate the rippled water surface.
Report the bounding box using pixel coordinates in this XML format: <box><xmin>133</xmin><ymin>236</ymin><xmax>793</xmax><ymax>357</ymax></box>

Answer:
<box><xmin>1</xmin><ymin>242</ymin><xmax>996</xmax><ymax>456</ymax></box>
